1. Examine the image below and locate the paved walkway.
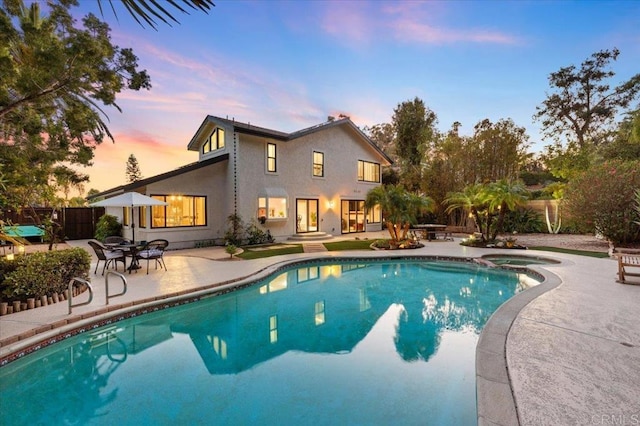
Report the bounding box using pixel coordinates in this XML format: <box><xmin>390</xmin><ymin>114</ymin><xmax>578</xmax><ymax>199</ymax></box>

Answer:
<box><xmin>1</xmin><ymin>234</ymin><xmax>639</xmax><ymax>425</ymax></box>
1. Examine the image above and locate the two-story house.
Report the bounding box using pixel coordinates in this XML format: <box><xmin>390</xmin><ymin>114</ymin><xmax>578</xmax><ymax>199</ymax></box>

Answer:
<box><xmin>91</xmin><ymin>115</ymin><xmax>391</xmax><ymax>248</ymax></box>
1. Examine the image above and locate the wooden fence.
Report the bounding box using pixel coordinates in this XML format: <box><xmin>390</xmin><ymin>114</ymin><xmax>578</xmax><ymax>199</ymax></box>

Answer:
<box><xmin>1</xmin><ymin>207</ymin><xmax>105</xmax><ymax>240</ymax></box>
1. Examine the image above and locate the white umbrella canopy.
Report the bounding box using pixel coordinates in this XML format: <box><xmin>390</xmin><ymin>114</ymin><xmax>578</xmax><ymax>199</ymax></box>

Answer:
<box><xmin>90</xmin><ymin>192</ymin><xmax>168</xmax><ymax>242</ymax></box>
<box><xmin>89</xmin><ymin>192</ymin><xmax>168</xmax><ymax>208</ymax></box>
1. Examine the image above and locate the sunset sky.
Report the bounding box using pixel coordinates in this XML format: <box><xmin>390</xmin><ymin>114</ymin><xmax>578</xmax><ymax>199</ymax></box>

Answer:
<box><xmin>72</xmin><ymin>0</ymin><xmax>640</xmax><ymax>194</ymax></box>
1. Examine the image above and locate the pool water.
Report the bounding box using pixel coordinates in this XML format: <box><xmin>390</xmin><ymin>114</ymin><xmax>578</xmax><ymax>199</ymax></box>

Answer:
<box><xmin>0</xmin><ymin>260</ymin><xmax>538</xmax><ymax>425</ymax></box>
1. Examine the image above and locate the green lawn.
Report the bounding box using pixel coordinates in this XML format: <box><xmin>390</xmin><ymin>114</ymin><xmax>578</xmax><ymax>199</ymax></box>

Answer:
<box><xmin>528</xmin><ymin>246</ymin><xmax>610</xmax><ymax>258</ymax></box>
<box><xmin>237</xmin><ymin>245</ymin><xmax>304</xmax><ymax>260</ymax></box>
<box><xmin>323</xmin><ymin>240</ymin><xmax>375</xmax><ymax>251</ymax></box>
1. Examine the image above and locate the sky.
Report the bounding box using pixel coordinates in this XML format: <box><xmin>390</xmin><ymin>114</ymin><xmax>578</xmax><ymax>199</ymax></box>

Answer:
<box><xmin>71</xmin><ymin>0</ymin><xmax>640</xmax><ymax>193</ymax></box>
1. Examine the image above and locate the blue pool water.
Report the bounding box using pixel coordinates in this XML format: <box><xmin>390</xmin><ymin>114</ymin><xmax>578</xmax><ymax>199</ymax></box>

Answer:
<box><xmin>0</xmin><ymin>260</ymin><xmax>538</xmax><ymax>425</ymax></box>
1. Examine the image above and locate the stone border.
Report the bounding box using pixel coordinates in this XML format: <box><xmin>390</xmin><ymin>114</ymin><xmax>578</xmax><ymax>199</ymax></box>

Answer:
<box><xmin>476</xmin><ymin>263</ymin><xmax>562</xmax><ymax>425</ymax></box>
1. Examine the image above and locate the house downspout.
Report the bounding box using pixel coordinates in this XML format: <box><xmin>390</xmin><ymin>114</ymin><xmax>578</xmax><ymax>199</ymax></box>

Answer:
<box><xmin>233</xmin><ymin>129</ymin><xmax>238</xmax><ymax>216</ymax></box>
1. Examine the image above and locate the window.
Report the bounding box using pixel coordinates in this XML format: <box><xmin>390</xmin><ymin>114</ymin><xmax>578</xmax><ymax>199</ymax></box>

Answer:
<box><xmin>123</xmin><ymin>207</ymin><xmax>130</xmax><ymax>226</ymax></box>
<box><xmin>357</xmin><ymin>160</ymin><xmax>380</xmax><ymax>183</ymax></box>
<box><xmin>267</xmin><ymin>143</ymin><xmax>277</xmax><ymax>172</ymax></box>
<box><xmin>258</xmin><ymin>196</ymin><xmax>287</xmax><ymax>219</ymax></box>
<box><xmin>151</xmin><ymin>195</ymin><xmax>206</xmax><ymax>228</ymax></box>
<box><xmin>202</xmin><ymin>128</ymin><xmax>225</xmax><ymax>154</ymax></box>
<box><xmin>366</xmin><ymin>204</ymin><xmax>381</xmax><ymax>224</ymax></box>
<box><xmin>313</xmin><ymin>151</ymin><xmax>324</xmax><ymax>177</ymax></box>
<box><xmin>269</xmin><ymin>315</ymin><xmax>278</xmax><ymax>344</ymax></box>
<box><xmin>139</xmin><ymin>206</ymin><xmax>147</xmax><ymax>228</ymax></box>
<box><xmin>314</xmin><ymin>300</ymin><xmax>325</xmax><ymax>326</ymax></box>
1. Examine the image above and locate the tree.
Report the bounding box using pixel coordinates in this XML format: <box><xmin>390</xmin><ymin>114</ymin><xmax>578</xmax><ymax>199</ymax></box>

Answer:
<box><xmin>364</xmin><ymin>184</ymin><xmax>433</xmax><ymax>243</ymax></box>
<box><xmin>564</xmin><ymin>160</ymin><xmax>640</xmax><ymax>245</ymax></box>
<box><xmin>87</xmin><ymin>188</ymin><xmax>101</xmax><ymax>199</ymax></box>
<box><xmin>444</xmin><ymin>180</ymin><xmax>528</xmax><ymax>242</ymax></box>
<box><xmin>484</xmin><ymin>179</ymin><xmax>528</xmax><ymax>240</ymax></box>
<box><xmin>470</xmin><ymin>119</ymin><xmax>530</xmax><ymax>182</ymax></box>
<box><xmin>599</xmin><ymin>109</ymin><xmax>640</xmax><ymax>161</ymax></box>
<box><xmin>126</xmin><ymin>154</ymin><xmax>143</xmax><ymax>183</ymax></box>
<box><xmin>0</xmin><ymin>0</ymin><xmax>150</xmax><ymax>213</ymax></box>
<box><xmin>535</xmin><ymin>48</ymin><xmax>640</xmax><ymax>148</ymax></box>
<box><xmin>392</xmin><ymin>97</ymin><xmax>438</xmax><ymax>192</ymax></box>
<box><xmin>365</xmin><ymin>122</ymin><xmax>397</xmax><ymax>163</ymax></box>
<box><xmin>444</xmin><ymin>183</ymin><xmax>487</xmax><ymax>237</ymax></box>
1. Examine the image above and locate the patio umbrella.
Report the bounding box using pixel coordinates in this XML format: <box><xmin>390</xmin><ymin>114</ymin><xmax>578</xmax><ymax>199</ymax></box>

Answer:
<box><xmin>90</xmin><ymin>192</ymin><xmax>168</xmax><ymax>242</ymax></box>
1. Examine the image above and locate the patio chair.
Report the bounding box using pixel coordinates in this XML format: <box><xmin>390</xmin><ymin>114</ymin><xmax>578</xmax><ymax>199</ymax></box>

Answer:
<box><xmin>616</xmin><ymin>249</ymin><xmax>640</xmax><ymax>284</ymax></box>
<box><xmin>137</xmin><ymin>239</ymin><xmax>169</xmax><ymax>274</ymax></box>
<box><xmin>88</xmin><ymin>240</ymin><xmax>127</xmax><ymax>275</ymax></box>
<box><xmin>104</xmin><ymin>236</ymin><xmax>132</xmax><ymax>245</ymax></box>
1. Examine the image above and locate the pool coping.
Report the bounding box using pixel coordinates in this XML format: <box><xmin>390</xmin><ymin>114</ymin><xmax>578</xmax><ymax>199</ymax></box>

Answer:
<box><xmin>476</xmin><ymin>263</ymin><xmax>562</xmax><ymax>425</ymax></box>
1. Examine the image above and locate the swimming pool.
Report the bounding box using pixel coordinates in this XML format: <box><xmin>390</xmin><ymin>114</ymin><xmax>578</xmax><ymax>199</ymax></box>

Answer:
<box><xmin>0</xmin><ymin>259</ymin><xmax>539</xmax><ymax>425</ymax></box>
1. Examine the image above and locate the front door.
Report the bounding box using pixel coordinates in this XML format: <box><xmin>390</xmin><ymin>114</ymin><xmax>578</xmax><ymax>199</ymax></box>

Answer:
<box><xmin>296</xmin><ymin>199</ymin><xmax>318</xmax><ymax>233</ymax></box>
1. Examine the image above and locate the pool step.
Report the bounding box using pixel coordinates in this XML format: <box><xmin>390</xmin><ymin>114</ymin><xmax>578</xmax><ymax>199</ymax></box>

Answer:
<box><xmin>303</xmin><ymin>243</ymin><xmax>328</xmax><ymax>253</ymax></box>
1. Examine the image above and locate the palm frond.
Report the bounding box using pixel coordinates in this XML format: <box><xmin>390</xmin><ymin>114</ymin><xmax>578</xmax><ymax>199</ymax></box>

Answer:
<box><xmin>98</xmin><ymin>0</ymin><xmax>215</xmax><ymax>30</ymax></box>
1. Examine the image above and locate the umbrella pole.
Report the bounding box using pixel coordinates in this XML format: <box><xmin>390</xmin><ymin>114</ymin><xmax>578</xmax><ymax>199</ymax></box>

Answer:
<box><xmin>131</xmin><ymin>206</ymin><xmax>135</xmax><ymax>243</ymax></box>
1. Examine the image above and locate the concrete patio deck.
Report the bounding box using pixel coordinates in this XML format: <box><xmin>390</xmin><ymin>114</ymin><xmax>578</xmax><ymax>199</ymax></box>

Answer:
<box><xmin>1</xmin><ymin>234</ymin><xmax>638</xmax><ymax>425</ymax></box>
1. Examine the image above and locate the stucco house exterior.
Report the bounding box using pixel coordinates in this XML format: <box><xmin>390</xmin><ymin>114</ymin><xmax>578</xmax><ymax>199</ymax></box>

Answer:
<box><xmin>90</xmin><ymin>115</ymin><xmax>392</xmax><ymax>249</ymax></box>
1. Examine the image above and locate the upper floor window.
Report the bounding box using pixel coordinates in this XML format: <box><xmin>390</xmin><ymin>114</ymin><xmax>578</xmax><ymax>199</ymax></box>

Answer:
<box><xmin>151</xmin><ymin>195</ymin><xmax>206</xmax><ymax>228</ymax></box>
<box><xmin>202</xmin><ymin>128</ymin><xmax>225</xmax><ymax>154</ymax></box>
<box><xmin>267</xmin><ymin>143</ymin><xmax>277</xmax><ymax>172</ymax></box>
<box><xmin>357</xmin><ymin>160</ymin><xmax>380</xmax><ymax>183</ymax></box>
<box><xmin>313</xmin><ymin>151</ymin><xmax>324</xmax><ymax>177</ymax></box>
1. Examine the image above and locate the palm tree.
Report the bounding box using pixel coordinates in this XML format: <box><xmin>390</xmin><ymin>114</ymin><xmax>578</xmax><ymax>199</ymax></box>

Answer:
<box><xmin>444</xmin><ymin>181</ymin><xmax>529</xmax><ymax>242</ymax></box>
<box><xmin>365</xmin><ymin>185</ymin><xmax>433</xmax><ymax>243</ymax></box>
<box><xmin>484</xmin><ymin>179</ymin><xmax>529</xmax><ymax>240</ymax></box>
<box><xmin>444</xmin><ymin>183</ymin><xmax>487</xmax><ymax>236</ymax></box>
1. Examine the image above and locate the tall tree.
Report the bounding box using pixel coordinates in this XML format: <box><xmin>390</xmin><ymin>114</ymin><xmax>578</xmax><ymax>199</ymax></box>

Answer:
<box><xmin>365</xmin><ymin>122</ymin><xmax>396</xmax><ymax>162</ymax></box>
<box><xmin>126</xmin><ymin>153</ymin><xmax>143</xmax><ymax>183</ymax></box>
<box><xmin>534</xmin><ymin>48</ymin><xmax>640</xmax><ymax>148</ymax></box>
<box><xmin>599</xmin><ymin>109</ymin><xmax>640</xmax><ymax>161</ymax></box>
<box><xmin>471</xmin><ymin>118</ymin><xmax>530</xmax><ymax>182</ymax></box>
<box><xmin>392</xmin><ymin>97</ymin><xmax>438</xmax><ymax>192</ymax></box>
<box><xmin>0</xmin><ymin>0</ymin><xmax>150</xmax><ymax>212</ymax></box>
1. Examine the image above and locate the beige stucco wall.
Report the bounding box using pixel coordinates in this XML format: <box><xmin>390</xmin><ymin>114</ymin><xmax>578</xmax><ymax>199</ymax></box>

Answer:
<box><xmin>110</xmin><ymin>160</ymin><xmax>230</xmax><ymax>249</ymax></box>
<box><xmin>235</xmin><ymin>125</ymin><xmax>385</xmax><ymax>239</ymax></box>
<box><xmin>106</xmin><ymin>119</ymin><xmax>387</xmax><ymax>248</ymax></box>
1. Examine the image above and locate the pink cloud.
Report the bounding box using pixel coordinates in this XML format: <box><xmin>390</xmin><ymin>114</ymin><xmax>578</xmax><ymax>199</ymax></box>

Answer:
<box><xmin>318</xmin><ymin>1</ymin><xmax>519</xmax><ymax>46</ymax></box>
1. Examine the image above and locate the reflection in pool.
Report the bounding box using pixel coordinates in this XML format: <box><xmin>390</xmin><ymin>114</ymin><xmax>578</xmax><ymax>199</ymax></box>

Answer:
<box><xmin>0</xmin><ymin>260</ymin><xmax>539</xmax><ymax>425</ymax></box>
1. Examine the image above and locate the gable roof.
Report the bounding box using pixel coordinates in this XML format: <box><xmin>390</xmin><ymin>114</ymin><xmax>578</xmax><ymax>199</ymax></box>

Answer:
<box><xmin>87</xmin><ymin>154</ymin><xmax>229</xmax><ymax>200</ymax></box>
<box><xmin>187</xmin><ymin>115</ymin><xmax>392</xmax><ymax>165</ymax></box>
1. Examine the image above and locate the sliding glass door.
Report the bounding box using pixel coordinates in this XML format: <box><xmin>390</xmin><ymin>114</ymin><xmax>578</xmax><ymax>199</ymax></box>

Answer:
<box><xmin>296</xmin><ymin>199</ymin><xmax>318</xmax><ymax>233</ymax></box>
<box><xmin>341</xmin><ymin>200</ymin><xmax>365</xmax><ymax>234</ymax></box>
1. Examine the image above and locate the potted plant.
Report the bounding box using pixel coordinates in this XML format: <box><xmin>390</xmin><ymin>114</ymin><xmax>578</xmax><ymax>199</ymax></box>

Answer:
<box><xmin>504</xmin><ymin>235</ymin><xmax>517</xmax><ymax>248</ymax></box>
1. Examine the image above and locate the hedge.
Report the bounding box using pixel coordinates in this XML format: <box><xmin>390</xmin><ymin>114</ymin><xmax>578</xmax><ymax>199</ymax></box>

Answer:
<box><xmin>0</xmin><ymin>248</ymin><xmax>91</xmax><ymax>302</ymax></box>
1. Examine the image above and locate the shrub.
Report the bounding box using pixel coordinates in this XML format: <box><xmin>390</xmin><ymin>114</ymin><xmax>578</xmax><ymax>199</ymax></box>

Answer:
<box><xmin>502</xmin><ymin>208</ymin><xmax>544</xmax><ymax>233</ymax></box>
<box><xmin>1</xmin><ymin>248</ymin><xmax>91</xmax><ymax>302</ymax></box>
<box><xmin>94</xmin><ymin>214</ymin><xmax>122</xmax><ymax>242</ymax></box>
<box><xmin>565</xmin><ymin>160</ymin><xmax>640</xmax><ymax>245</ymax></box>
<box><xmin>224</xmin><ymin>213</ymin><xmax>244</xmax><ymax>246</ymax></box>
<box><xmin>245</xmin><ymin>220</ymin><xmax>274</xmax><ymax>245</ymax></box>
<box><xmin>225</xmin><ymin>244</ymin><xmax>238</xmax><ymax>258</ymax></box>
